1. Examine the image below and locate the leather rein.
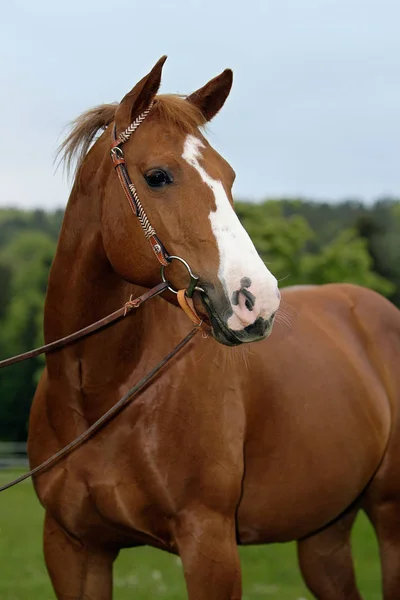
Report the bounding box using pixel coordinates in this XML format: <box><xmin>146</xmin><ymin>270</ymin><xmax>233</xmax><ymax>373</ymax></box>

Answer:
<box><xmin>0</xmin><ymin>103</ymin><xmax>206</xmax><ymax>492</ymax></box>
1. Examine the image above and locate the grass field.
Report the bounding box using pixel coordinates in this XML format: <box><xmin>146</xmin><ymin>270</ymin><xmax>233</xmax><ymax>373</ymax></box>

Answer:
<box><xmin>0</xmin><ymin>470</ymin><xmax>382</xmax><ymax>599</ymax></box>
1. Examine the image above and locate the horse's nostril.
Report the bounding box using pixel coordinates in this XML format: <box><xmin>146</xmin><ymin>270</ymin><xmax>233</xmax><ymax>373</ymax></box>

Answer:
<box><xmin>242</xmin><ymin>288</ymin><xmax>256</xmax><ymax>311</ymax></box>
<box><xmin>231</xmin><ymin>284</ymin><xmax>256</xmax><ymax>312</ymax></box>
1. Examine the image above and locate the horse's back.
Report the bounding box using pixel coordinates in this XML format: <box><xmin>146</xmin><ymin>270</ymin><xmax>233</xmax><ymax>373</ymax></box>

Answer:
<box><xmin>280</xmin><ymin>282</ymin><xmax>400</xmax><ymax>404</ymax></box>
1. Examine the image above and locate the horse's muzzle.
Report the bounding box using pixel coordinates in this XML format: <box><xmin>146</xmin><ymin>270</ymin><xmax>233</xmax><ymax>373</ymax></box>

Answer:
<box><xmin>199</xmin><ymin>292</ymin><xmax>275</xmax><ymax>346</ymax></box>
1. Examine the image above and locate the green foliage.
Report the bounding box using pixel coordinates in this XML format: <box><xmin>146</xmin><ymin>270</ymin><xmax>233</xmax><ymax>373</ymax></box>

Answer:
<box><xmin>0</xmin><ymin>224</ymin><xmax>60</xmax><ymax>440</ymax></box>
<box><xmin>0</xmin><ymin>208</ymin><xmax>63</xmax><ymax>250</ymax></box>
<box><xmin>300</xmin><ymin>229</ymin><xmax>395</xmax><ymax>295</ymax></box>
<box><xmin>236</xmin><ymin>201</ymin><xmax>314</xmax><ymax>283</ymax></box>
<box><xmin>235</xmin><ymin>200</ymin><xmax>395</xmax><ymax>295</ymax></box>
<box><xmin>0</xmin><ymin>200</ymin><xmax>399</xmax><ymax>441</ymax></box>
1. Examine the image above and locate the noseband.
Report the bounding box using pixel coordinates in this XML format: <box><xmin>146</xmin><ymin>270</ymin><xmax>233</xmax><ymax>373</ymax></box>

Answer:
<box><xmin>110</xmin><ymin>103</ymin><xmax>202</xmax><ymax>299</ymax></box>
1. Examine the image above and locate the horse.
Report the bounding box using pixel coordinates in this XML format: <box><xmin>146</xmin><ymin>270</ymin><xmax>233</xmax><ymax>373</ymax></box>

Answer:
<box><xmin>27</xmin><ymin>56</ymin><xmax>400</xmax><ymax>600</ymax></box>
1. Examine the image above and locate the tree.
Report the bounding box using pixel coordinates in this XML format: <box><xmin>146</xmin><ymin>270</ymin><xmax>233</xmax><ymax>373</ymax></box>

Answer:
<box><xmin>300</xmin><ymin>229</ymin><xmax>394</xmax><ymax>295</ymax></box>
<box><xmin>0</xmin><ymin>231</ymin><xmax>56</xmax><ymax>440</ymax></box>
<box><xmin>235</xmin><ymin>201</ymin><xmax>394</xmax><ymax>295</ymax></box>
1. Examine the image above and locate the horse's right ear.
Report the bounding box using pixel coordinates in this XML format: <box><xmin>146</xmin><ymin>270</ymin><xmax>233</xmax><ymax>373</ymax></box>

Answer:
<box><xmin>115</xmin><ymin>56</ymin><xmax>167</xmax><ymax>133</ymax></box>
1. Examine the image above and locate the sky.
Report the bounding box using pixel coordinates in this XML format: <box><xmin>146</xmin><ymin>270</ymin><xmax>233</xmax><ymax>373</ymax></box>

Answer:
<box><xmin>1</xmin><ymin>0</ymin><xmax>399</xmax><ymax>209</ymax></box>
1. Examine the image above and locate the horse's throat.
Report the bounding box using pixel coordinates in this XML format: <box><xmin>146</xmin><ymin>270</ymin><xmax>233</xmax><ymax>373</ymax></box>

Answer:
<box><xmin>44</xmin><ymin>184</ymin><xmax>147</xmax><ymax>366</ymax></box>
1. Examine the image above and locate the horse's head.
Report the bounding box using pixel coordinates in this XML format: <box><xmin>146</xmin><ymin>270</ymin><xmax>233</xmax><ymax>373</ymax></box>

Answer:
<box><xmin>101</xmin><ymin>56</ymin><xmax>280</xmax><ymax>346</ymax></box>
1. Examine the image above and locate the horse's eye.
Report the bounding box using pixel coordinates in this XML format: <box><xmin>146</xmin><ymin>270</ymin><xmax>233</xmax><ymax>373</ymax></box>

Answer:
<box><xmin>144</xmin><ymin>169</ymin><xmax>173</xmax><ymax>188</ymax></box>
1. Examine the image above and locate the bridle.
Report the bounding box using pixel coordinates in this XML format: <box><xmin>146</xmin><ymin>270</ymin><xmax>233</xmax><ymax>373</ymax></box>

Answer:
<box><xmin>110</xmin><ymin>102</ymin><xmax>169</xmax><ymax>266</ymax></box>
<box><xmin>110</xmin><ymin>101</ymin><xmax>204</xmax><ymax>299</ymax></box>
<box><xmin>0</xmin><ymin>101</ymin><xmax>211</xmax><ymax>491</ymax></box>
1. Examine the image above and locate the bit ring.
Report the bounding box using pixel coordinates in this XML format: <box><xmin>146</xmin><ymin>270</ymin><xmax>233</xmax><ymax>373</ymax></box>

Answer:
<box><xmin>161</xmin><ymin>256</ymin><xmax>204</xmax><ymax>297</ymax></box>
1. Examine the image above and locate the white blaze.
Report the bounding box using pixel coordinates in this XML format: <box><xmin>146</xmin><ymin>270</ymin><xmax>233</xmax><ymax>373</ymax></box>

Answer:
<box><xmin>182</xmin><ymin>134</ymin><xmax>279</xmax><ymax>330</ymax></box>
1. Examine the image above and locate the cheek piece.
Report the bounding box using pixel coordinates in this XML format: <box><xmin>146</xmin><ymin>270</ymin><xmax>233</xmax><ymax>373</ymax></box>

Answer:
<box><xmin>110</xmin><ymin>103</ymin><xmax>204</xmax><ymax>325</ymax></box>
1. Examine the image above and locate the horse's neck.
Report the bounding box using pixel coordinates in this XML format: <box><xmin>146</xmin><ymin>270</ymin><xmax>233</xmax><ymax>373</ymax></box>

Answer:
<box><xmin>44</xmin><ymin>172</ymin><xmax>144</xmax><ymax>355</ymax></box>
<box><xmin>44</xmin><ymin>149</ymin><xmax>182</xmax><ymax>395</ymax></box>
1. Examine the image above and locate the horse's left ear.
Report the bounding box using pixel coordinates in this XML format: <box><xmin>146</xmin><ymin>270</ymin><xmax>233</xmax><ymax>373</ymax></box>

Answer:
<box><xmin>186</xmin><ymin>69</ymin><xmax>233</xmax><ymax>122</ymax></box>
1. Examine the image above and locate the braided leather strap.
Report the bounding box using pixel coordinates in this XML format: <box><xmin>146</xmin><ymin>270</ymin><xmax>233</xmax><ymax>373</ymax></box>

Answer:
<box><xmin>128</xmin><ymin>183</ymin><xmax>156</xmax><ymax>239</ymax></box>
<box><xmin>111</xmin><ymin>103</ymin><xmax>169</xmax><ymax>266</ymax></box>
<box><xmin>118</xmin><ymin>102</ymin><xmax>154</xmax><ymax>143</ymax></box>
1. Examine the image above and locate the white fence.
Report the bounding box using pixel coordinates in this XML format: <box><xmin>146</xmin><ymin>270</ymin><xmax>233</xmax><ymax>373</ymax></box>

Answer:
<box><xmin>0</xmin><ymin>441</ymin><xmax>28</xmax><ymax>469</ymax></box>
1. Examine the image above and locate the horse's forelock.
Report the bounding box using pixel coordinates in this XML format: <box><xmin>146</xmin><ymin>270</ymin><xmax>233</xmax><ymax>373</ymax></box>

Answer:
<box><xmin>58</xmin><ymin>94</ymin><xmax>206</xmax><ymax>178</ymax></box>
<box><xmin>152</xmin><ymin>94</ymin><xmax>207</xmax><ymax>133</ymax></box>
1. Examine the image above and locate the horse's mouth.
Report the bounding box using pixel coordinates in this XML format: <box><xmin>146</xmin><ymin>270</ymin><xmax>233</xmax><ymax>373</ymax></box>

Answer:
<box><xmin>199</xmin><ymin>293</ymin><xmax>244</xmax><ymax>347</ymax></box>
<box><xmin>195</xmin><ymin>291</ymin><xmax>274</xmax><ymax>347</ymax></box>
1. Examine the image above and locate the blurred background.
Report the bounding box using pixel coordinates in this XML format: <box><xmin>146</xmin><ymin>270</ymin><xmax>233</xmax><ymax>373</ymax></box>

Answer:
<box><xmin>0</xmin><ymin>0</ymin><xmax>399</xmax><ymax>598</ymax></box>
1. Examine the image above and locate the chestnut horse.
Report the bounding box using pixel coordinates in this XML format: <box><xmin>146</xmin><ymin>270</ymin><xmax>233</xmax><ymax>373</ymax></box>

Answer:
<box><xmin>28</xmin><ymin>56</ymin><xmax>400</xmax><ymax>600</ymax></box>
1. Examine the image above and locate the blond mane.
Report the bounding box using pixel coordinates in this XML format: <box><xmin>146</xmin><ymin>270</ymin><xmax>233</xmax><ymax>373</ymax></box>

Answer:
<box><xmin>58</xmin><ymin>94</ymin><xmax>206</xmax><ymax>175</ymax></box>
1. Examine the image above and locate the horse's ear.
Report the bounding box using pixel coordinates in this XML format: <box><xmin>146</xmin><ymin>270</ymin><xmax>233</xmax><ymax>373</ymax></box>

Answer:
<box><xmin>115</xmin><ymin>55</ymin><xmax>167</xmax><ymax>132</ymax></box>
<box><xmin>186</xmin><ymin>69</ymin><xmax>233</xmax><ymax>122</ymax></box>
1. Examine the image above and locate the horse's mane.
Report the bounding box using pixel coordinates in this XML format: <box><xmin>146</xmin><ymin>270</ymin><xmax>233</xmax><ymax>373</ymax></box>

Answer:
<box><xmin>59</xmin><ymin>95</ymin><xmax>205</xmax><ymax>176</ymax></box>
